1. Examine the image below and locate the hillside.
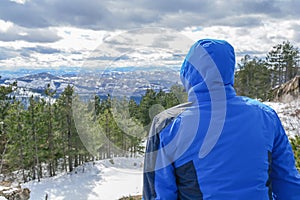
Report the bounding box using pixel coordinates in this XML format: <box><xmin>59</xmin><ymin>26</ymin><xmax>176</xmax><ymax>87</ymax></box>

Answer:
<box><xmin>22</xmin><ymin>157</ymin><xmax>143</xmax><ymax>200</ymax></box>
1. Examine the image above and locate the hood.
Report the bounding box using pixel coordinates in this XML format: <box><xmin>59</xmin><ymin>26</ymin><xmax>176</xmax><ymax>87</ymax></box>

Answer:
<box><xmin>180</xmin><ymin>39</ymin><xmax>236</xmax><ymax>101</ymax></box>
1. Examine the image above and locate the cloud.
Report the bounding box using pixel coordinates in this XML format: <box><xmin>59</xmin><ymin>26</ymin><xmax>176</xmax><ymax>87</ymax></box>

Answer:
<box><xmin>0</xmin><ymin>45</ymin><xmax>62</xmax><ymax>61</ymax></box>
<box><xmin>291</xmin><ymin>23</ymin><xmax>300</xmax><ymax>42</ymax></box>
<box><xmin>0</xmin><ymin>0</ymin><xmax>298</xmax><ymax>31</ymax></box>
<box><xmin>9</xmin><ymin>0</ymin><xmax>28</xmax><ymax>4</ymax></box>
<box><xmin>235</xmin><ymin>50</ymin><xmax>267</xmax><ymax>59</ymax></box>
<box><xmin>22</xmin><ymin>46</ymin><xmax>61</xmax><ymax>54</ymax></box>
<box><xmin>0</xmin><ymin>20</ymin><xmax>13</xmax><ymax>32</ymax></box>
<box><xmin>234</xmin><ymin>0</ymin><xmax>281</xmax><ymax>16</ymax></box>
<box><xmin>80</xmin><ymin>28</ymin><xmax>193</xmax><ymax>70</ymax></box>
<box><xmin>86</xmin><ymin>55</ymin><xmax>129</xmax><ymax>61</ymax></box>
<box><xmin>0</xmin><ymin>0</ymin><xmax>110</xmax><ymax>29</ymax></box>
<box><xmin>0</xmin><ymin>0</ymin><xmax>49</xmax><ymax>28</ymax></box>
<box><xmin>20</xmin><ymin>29</ymin><xmax>62</xmax><ymax>43</ymax></box>
<box><xmin>0</xmin><ymin>47</ymin><xmax>18</xmax><ymax>60</ymax></box>
<box><xmin>214</xmin><ymin>15</ymin><xmax>263</xmax><ymax>27</ymax></box>
<box><xmin>0</xmin><ymin>23</ymin><xmax>62</xmax><ymax>43</ymax></box>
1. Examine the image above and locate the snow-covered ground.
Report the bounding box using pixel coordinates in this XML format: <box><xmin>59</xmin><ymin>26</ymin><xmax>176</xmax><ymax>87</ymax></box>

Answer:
<box><xmin>265</xmin><ymin>99</ymin><xmax>299</xmax><ymax>137</ymax></box>
<box><xmin>22</xmin><ymin>157</ymin><xmax>143</xmax><ymax>200</ymax></box>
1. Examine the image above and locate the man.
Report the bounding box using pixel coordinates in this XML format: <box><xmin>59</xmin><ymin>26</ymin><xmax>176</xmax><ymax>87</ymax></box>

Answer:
<box><xmin>143</xmin><ymin>39</ymin><xmax>300</xmax><ymax>199</ymax></box>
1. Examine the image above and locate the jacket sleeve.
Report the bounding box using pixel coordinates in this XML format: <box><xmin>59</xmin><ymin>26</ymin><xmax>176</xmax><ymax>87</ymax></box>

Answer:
<box><xmin>271</xmin><ymin>113</ymin><xmax>300</xmax><ymax>200</ymax></box>
<box><xmin>143</xmin><ymin>125</ymin><xmax>178</xmax><ymax>200</ymax></box>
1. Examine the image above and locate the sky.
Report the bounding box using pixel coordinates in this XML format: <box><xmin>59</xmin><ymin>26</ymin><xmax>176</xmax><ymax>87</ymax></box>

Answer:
<box><xmin>0</xmin><ymin>0</ymin><xmax>299</xmax><ymax>70</ymax></box>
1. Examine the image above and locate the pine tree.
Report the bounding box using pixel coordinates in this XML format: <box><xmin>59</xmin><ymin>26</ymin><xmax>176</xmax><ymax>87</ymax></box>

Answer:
<box><xmin>266</xmin><ymin>41</ymin><xmax>299</xmax><ymax>88</ymax></box>
<box><xmin>111</xmin><ymin>97</ymin><xmax>145</xmax><ymax>157</ymax></box>
<box><xmin>235</xmin><ymin>55</ymin><xmax>272</xmax><ymax>100</ymax></box>
<box><xmin>78</xmin><ymin>96</ymin><xmax>106</xmax><ymax>160</ymax></box>
<box><xmin>4</xmin><ymin>100</ymin><xmax>29</xmax><ymax>182</ymax></box>
<box><xmin>44</xmin><ymin>84</ymin><xmax>57</xmax><ymax>176</ymax></box>
<box><xmin>0</xmin><ymin>79</ymin><xmax>17</xmax><ymax>170</ymax></box>
<box><xmin>98</xmin><ymin>108</ymin><xmax>114</xmax><ymax>158</ymax></box>
<box><xmin>138</xmin><ymin>89</ymin><xmax>157</xmax><ymax>128</ymax></box>
<box><xmin>27</xmin><ymin>96</ymin><xmax>42</xmax><ymax>182</ymax></box>
<box><xmin>56</xmin><ymin>84</ymin><xmax>77</xmax><ymax>172</ymax></box>
<box><xmin>128</xmin><ymin>99</ymin><xmax>139</xmax><ymax>119</ymax></box>
<box><xmin>169</xmin><ymin>84</ymin><xmax>187</xmax><ymax>105</ymax></box>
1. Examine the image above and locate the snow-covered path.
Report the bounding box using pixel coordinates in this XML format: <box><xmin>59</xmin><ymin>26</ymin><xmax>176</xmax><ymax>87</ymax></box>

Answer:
<box><xmin>23</xmin><ymin>157</ymin><xmax>143</xmax><ymax>200</ymax></box>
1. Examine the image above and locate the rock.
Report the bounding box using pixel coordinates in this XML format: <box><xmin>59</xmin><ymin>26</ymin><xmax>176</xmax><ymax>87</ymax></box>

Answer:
<box><xmin>273</xmin><ymin>76</ymin><xmax>300</xmax><ymax>102</ymax></box>
<box><xmin>119</xmin><ymin>195</ymin><xmax>142</xmax><ymax>200</ymax></box>
<box><xmin>0</xmin><ymin>186</ymin><xmax>30</xmax><ymax>200</ymax></box>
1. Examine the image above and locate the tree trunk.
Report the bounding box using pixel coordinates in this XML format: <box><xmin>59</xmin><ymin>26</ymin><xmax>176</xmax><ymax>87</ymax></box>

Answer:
<box><xmin>106</xmin><ymin>113</ymin><xmax>111</xmax><ymax>158</ymax></box>
<box><xmin>48</xmin><ymin>104</ymin><xmax>54</xmax><ymax>177</ymax></box>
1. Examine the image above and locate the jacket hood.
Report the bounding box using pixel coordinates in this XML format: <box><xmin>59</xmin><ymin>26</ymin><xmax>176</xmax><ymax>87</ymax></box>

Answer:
<box><xmin>180</xmin><ymin>39</ymin><xmax>236</xmax><ymax>101</ymax></box>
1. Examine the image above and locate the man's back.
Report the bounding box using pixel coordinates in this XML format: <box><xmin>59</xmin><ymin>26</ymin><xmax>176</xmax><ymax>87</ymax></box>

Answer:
<box><xmin>143</xmin><ymin>39</ymin><xmax>300</xmax><ymax>200</ymax></box>
<box><xmin>169</xmin><ymin>96</ymin><xmax>275</xmax><ymax>199</ymax></box>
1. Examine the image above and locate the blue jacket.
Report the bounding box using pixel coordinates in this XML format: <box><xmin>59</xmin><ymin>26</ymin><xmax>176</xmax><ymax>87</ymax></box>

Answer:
<box><xmin>143</xmin><ymin>39</ymin><xmax>300</xmax><ymax>200</ymax></box>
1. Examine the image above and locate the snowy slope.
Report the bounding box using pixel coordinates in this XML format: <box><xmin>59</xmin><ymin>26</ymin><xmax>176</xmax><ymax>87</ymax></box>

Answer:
<box><xmin>23</xmin><ymin>157</ymin><xmax>143</xmax><ymax>200</ymax></box>
<box><xmin>265</xmin><ymin>99</ymin><xmax>299</xmax><ymax>137</ymax></box>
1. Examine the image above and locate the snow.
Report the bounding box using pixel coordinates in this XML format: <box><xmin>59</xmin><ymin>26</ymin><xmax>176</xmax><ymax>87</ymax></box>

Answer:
<box><xmin>22</xmin><ymin>157</ymin><xmax>143</xmax><ymax>200</ymax></box>
<box><xmin>0</xmin><ymin>186</ymin><xmax>9</xmax><ymax>191</ymax></box>
<box><xmin>265</xmin><ymin>99</ymin><xmax>299</xmax><ymax>137</ymax></box>
<box><xmin>2</xmin><ymin>188</ymin><xmax>18</xmax><ymax>194</ymax></box>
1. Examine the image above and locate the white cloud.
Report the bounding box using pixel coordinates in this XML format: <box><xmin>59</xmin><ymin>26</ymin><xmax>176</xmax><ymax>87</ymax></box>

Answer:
<box><xmin>0</xmin><ymin>20</ymin><xmax>13</xmax><ymax>32</ymax></box>
<box><xmin>54</xmin><ymin>27</ymin><xmax>108</xmax><ymax>52</ymax></box>
<box><xmin>9</xmin><ymin>0</ymin><xmax>28</xmax><ymax>4</ymax></box>
<box><xmin>181</xmin><ymin>18</ymin><xmax>300</xmax><ymax>62</ymax></box>
<box><xmin>0</xmin><ymin>23</ymin><xmax>61</xmax><ymax>43</ymax></box>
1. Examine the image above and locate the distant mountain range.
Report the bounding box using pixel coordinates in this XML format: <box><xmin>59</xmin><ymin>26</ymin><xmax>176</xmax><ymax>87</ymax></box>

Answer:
<box><xmin>0</xmin><ymin>67</ymin><xmax>81</xmax><ymax>79</ymax></box>
<box><xmin>0</xmin><ymin>67</ymin><xmax>181</xmax><ymax>102</ymax></box>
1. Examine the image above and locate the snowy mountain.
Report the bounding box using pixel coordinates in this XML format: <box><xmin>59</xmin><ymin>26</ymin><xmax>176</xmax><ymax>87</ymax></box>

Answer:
<box><xmin>5</xmin><ymin>72</ymin><xmax>71</xmax><ymax>96</ymax></box>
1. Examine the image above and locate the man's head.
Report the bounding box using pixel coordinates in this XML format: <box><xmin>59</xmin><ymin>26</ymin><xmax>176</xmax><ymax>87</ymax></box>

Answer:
<box><xmin>180</xmin><ymin>39</ymin><xmax>236</xmax><ymax>95</ymax></box>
